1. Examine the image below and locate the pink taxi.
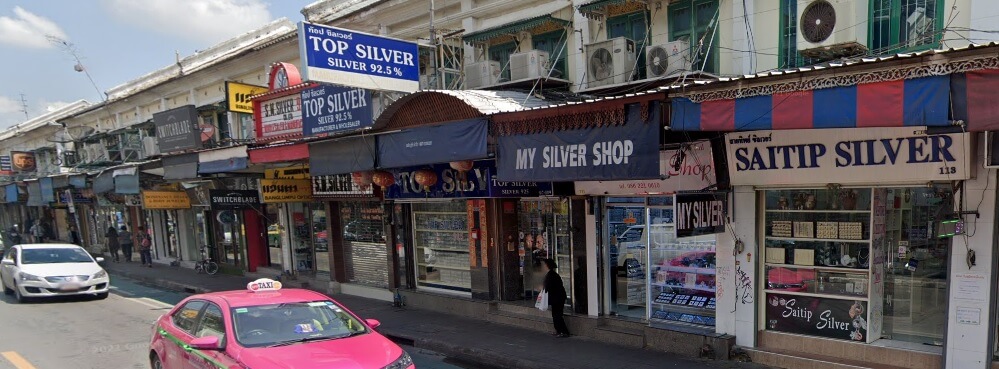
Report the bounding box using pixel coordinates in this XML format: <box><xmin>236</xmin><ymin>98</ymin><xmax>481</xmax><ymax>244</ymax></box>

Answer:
<box><xmin>149</xmin><ymin>278</ymin><xmax>414</xmax><ymax>369</ymax></box>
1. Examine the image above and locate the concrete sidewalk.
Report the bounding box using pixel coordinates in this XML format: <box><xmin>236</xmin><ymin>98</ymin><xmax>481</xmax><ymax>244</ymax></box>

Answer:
<box><xmin>103</xmin><ymin>261</ymin><xmax>768</xmax><ymax>369</ymax></box>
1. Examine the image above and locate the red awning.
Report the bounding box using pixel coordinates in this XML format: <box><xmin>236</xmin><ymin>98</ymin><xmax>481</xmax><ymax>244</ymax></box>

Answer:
<box><xmin>248</xmin><ymin>142</ymin><xmax>309</xmax><ymax>164</ymax></box>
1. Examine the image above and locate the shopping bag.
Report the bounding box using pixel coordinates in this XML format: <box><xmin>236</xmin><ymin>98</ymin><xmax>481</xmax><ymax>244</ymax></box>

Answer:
<box><xmin>535</xmin><ymin>289</ymin><xmax>549</xmax><ymax>311</ymax></box>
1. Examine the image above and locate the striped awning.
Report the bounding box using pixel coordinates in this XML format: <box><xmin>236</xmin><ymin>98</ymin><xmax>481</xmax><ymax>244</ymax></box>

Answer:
<box><xmin>462</xmin><ymin>15</ymin><xmax>571</xmax><ymax>45</ymax></box>
<box><xmin>671</xmin><ymin>75</ymin><xmax>951</xmax><ymax>131</ymax></box>
<box><xmin>578</xmin><ymin>0</ymin><xmax>633</xmax><ymax>19</ymax></box>
<box><xmin>951</xmin><ymin>69</ymin><xmax>999</xmax><ymax>132</ymax></box>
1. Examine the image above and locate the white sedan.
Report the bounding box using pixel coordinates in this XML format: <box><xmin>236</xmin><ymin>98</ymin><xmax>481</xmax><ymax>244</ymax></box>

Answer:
<box><xmin>1</xmin><ymin>244</ymin><xmax>110</xmax><ymax>303</ymax></box>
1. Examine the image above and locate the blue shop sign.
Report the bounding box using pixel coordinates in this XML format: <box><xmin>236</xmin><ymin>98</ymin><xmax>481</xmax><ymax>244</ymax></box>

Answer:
<box><xmin>384</xmin><ymin>160</ymin><xmax>552</xmax><ymax>199</ymax></box>
<box><xmin>58</xmin><ymin>190</ymin><xmax>92</xmax><ymax>204</ymax></box>
<box><xmin>497</xmin><ymin>102</ymin><xmax>662</xmax><ymax>182</ymax></box>
<box><xmin>301</xmin><ymin>84</ymin><xmax>374</xmax><ymax>136</ymax></box>
<box><xmin>378</xmin><ymin>118</ymin><xmax>488</xmax><ymax>169</ymax></box>
<box><xmin>298</xmin><ymin>22</ymin><xmax>419</xmax><ymax>93</ymax></box>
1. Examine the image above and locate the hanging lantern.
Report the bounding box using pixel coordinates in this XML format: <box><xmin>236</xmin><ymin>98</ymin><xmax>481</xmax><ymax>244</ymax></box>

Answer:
<box><xmin>449</xmin><ymin>160</ymin><xmax>474</xmax><ymax>188</ymax></box>
<box><xmin>351</xmin><ymin>171</ymin><xmax>374</xmax><ymax>191</ymax></box>
<box><xmin>413</xmin><ymin>168</ymin><xmax>438</xmax><ymax>192</ymax></box>
<box><xmin>371</xmin><ymin>171</ymin><xmax>396</xmax><ymax>191</ymax></box>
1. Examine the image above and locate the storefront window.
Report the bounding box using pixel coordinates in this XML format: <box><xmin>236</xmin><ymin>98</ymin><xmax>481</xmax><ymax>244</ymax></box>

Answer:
<box><xmin>288</xmin><ymin>203</ymin><xmax>313</xmax><ymax>273</ymax></box>
<box><xmin>762</xmin><ymin>187</ymin><xmax>951</xmax><ymax>344</ymax></box>
<box><xmin>312</xmin><ymin>203</ymin><xmax>330</xmax><ymax>274</ymax></box>
<box><xmin>605</xmin><ymin>198</ymin><xmax>648</xmax><ymax>320</ymax></box>
<box><xmin>266</xmin><ymin>205</ymin><xmax>282</xmax><ymax>269</ymax></box>
<box><xmin>413</xmin><ymin>201</ymin><xmax>470</xmax><ymax>292</ymax></box>
<box><xmin>648</xmin><ymin>200</ymin><xmax>718</xmax><ymax>327</ymax></box>
<box><xmin>341</xmin><ymin>201</ymin><xmax>388</xmax><ymax>288</ymax></box>
<box><xmin>518</xmin><ymin>200</ymin><xmax>572</xmax><ymax>304</ymax></box>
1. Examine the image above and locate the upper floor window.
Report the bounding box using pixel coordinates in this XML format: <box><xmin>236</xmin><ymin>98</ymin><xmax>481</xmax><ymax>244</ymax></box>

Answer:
<box><xmin>870</xmin><ymin>0</ymin><xmax>943</xmax><ymax>54</ymax></box>
<box><xmin>532</xmin><ymin>30</ymin><xmax>568</xmax><ymax>79</ymax></box>
<box><xmin>489</xmin><ymin>41</ymin><xmax>518</xmax><ymax>82</ymax></box>
<box><xmin>669</xmin><ymin>0</ymin><xmax>719</xmax><ymax>74</ymax></box>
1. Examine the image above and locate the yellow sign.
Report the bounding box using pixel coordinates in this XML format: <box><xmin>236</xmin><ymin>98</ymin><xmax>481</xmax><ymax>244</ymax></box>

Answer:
<box><xmin>260</xmin><ymin>179</ymin><xmax>312</xmax><ymax>203</ymax></box>
<box><xmin>265</xmin><ymin>166</ymin><xmax>310</xmax><ymax>179</ymax></box>
<box><xmin>226</xmin><ymin>81</ymin><xmax>268</xmax><ymax>114</ymax></box>
<box><xmin>141</xmin><ymin>191</ymin><xmax>192</xmax><ymax>209</ymax></box>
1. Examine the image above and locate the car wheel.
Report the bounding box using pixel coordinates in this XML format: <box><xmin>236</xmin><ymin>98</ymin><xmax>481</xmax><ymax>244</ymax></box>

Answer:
<box><xmin>150</xmin><ymin>352</ymin><xmax>163</xmax><ymax>369</ymax></box>
<box><xmin>94</xmin><ymin>292</ymin><xmax>109</xmax><ymax>300</ymax></box>
<box><xmin>1</xmin><ymin>276</ymin><xmax>12</xmax><ymax>295</ymax></box>
<box><xmin>13</xmin><ymin>282</ymin><xmax>28</xmax><ymax>303</ymax></box>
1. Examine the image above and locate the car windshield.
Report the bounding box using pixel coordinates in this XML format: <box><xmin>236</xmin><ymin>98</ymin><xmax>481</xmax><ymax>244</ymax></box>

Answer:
<box><xmin>232</xmin><ymin>300</ymin><xmax>368</xmax><ymax>348</ymax></box>
<box><xmin>20</xmin><ymin>248</ymin><xmax>93</xmax><ymax>264</ymax></box>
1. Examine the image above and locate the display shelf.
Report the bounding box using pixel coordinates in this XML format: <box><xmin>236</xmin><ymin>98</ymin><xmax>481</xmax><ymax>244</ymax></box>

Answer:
<box><xmin>766</xmin><ymin>236</ymin><xmax>871</xmax><ymax>243</ymax></box>
<box><xmin>425</xmin><ymin>247</ymin><xmax>469</xmax><ymax>253</ymax></box>
<box><xmin>763</xmin><ymin>263</ymin><xmax>870</xmax><ymax>273</ymax></box>
<box><xmin>651</xmin><ymin>282</ymin><xmax>716</xmax><ymax>293</ymax></box>
<box><xmin>418</xmin><ymin>263</ymin><xmax>470</xmax><ymax>271</ymax></box>
<box><xmin>415</xmin><ymin>228</ymin><xmax>466</xmax><ymax>233</ymax></box>
<box><xmin>764</xmin><ymin>290</ymin><xmax>869</xmax><ymax>302</ymax></box>
<box><xmin>420</xmin><ymin>280</ymin><xmax>470</xmax><ymax>289</ymax></box>
<box><xmin>651</xmin><ymin>302</ymin><xmax>716</xmax><ymax>314</ymax></box>
<box><xmin>655</xmin><ymin>265</ymin><xmax>716</xmax><ymax>275</ymax></box>
<box><xmin>765</xmin><ymin>209</ymin><xmax>871</xmax><ymax>214</ymax></box>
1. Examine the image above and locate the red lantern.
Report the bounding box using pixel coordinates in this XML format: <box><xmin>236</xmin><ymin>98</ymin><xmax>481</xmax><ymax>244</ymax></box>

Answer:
<box><xmin>413</xmin><ymin>168</ymin><xmax>438</xmax><ymax>192</ymax></box>
<box><xmin>449</xmin><ymin>160</ymin><xmax>474</xmax><ymax>188</ymax></box>
<box><xmin>371</xmin><ymin>171</ymin><xmax>395</xmax><ymax>191</ymax></box>
<box><xmin>351</xmin><ymin>171</ymin><xmax>373</xmax><ymax>190</ymax></box>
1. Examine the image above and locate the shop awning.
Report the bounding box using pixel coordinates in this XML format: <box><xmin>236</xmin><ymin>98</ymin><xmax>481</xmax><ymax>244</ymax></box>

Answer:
<box><xmin>51</xmin><ymin>175</ymin><xmax>69</xmax><ymax>189</ymax></box>
<box><xmin>578</xmin><ymin>0</ymin><xmax>636</xmax><ymax>19</ymax></box>
<box><xmin>198</xmin><ymin>145</ymin><xmax>249</xmax><ymax>174</ymax></box>
<box><xmin>4</xmin><ymin>184</ymin><xmax>21</xmax><ymax>203</ymax></box>
<box><xmin>93</xmin><ymin>171</ymin><xmax>114</xmax><ymax>194</ymax></box>
<box><xmin>309</xmin><ymin>136</ymin><xmax>376</xmax><ymax>176</ymax></box>
<box><xmin>249</xmin><ymin>142</ymin><xmax>310</xmax><ymax>164</ymax></box>
<box><xmin>951</xmin><ymin>70</ymin><xmax>999</xmax><ymax>131</ymax></box>
<box><xmin>162</xmin><ymin>153</ymin><xmax>200</xmax><ymax>181</ymax></box>
<box><xmin>26</xmin><ymin>181</ymin><xmax>42</xmax><ymax>206</ymax></box>
<box><xmin>671</xmin><ymin>75</ymin><xmax>951</xmax><ymax>131</ymax></box>
<box><xmin>462</xmin><ymin>15</ymin><xmax>571</xmax><ymax>45</ymax></box>
<box><xmin>69</xmin><ymin>174</ymin><xmax>87</xmax><ymax>189</ymax></box>
<box><xmin>377</xmin><ymin>118</ymin><xmax>488</xmax><ymax>169</ymax></box>
<box><xmin>39</xmin><ymin>177</ymin><xmax>54</xmax><ymax>203</ymax></box>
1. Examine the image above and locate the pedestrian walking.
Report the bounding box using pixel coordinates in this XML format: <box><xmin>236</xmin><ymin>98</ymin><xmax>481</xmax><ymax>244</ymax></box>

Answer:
<box><xmin>119</xmin><ymin>226</ymin><xmax>134</xmax><ymax>262</ymax></box>
<box><xmin>69</xmin><ymin>225</ymin><xmax>81</xmax><ymax>245</ymax></box>
<box><xmin>106</xmin><ymin>226</ymin><xmax>120</xmax><ymax>262</ymax></box>
<box><xmin>30</xmin><ymin>221</ymin><xmax>45</xmax><ymax>243</ymax></box>
<box><xmin>7</xmin><ymin>225</ymin><xmax>21</xmax><ymax>246</ymax></box>
<box><xmin>137</xmin><ymin>226</ymin><xmax>153</xmax><ymax>268</ymax></box>
<box><xmin>542</xmin><ymin>258</ymin><xmax>570</xmax><ymax>337</ymax></box>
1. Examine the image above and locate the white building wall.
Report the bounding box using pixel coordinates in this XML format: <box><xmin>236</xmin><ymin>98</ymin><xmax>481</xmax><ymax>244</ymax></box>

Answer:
<box><xmin>716</xmin><ymin>186</ymin><xmax>758</xmax><ymax>347</ymax></box>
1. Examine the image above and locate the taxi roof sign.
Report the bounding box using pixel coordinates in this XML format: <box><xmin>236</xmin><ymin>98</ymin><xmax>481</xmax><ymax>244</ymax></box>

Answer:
<box><xmin>247</xmin><ymin>278</ymin><xmax>282</xmax><ymax>292</ymax></box>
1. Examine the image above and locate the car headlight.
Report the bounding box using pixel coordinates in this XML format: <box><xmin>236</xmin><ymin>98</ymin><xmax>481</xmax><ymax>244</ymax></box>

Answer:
<box><xmin>19</xmin><ymin>273</ymin><xmax>41</xmax><ymax>282</ymax></box>
<box><xmin>93</xmin><ymin>270</ymin><xmax>108</xmax><ymax>279</ymax></box>
<box><xmin>382</xmin><ymin>352</ymin><xmax>413</xmax><ymax>369</ymax></box>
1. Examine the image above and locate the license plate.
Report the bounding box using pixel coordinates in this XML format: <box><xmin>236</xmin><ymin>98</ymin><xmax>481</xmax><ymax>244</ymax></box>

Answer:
<box><xmin>60</xmin><ymin>283</ymin><xmax>81</xmax><ymax>291</ymax></box>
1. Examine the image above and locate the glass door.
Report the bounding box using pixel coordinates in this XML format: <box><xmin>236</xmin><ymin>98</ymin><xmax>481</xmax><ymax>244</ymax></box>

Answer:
<box><xmin>519</xmin><ymin>199</ymin><xmax>572</xmax><ymax>305</ymax></box>
<box><xmin>604</xmin><ymin>197</ymin><xmax>648</xmax><ymax>320</ymax></box>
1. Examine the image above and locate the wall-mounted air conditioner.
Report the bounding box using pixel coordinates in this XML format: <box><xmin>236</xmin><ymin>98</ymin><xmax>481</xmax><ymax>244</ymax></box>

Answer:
<box><xmin>464</xmin><ymin>60</ymin><xmax>501</xmax><ymax>89</ymax></box>
<box><xmin>797</xmin><ymin>0</ymin><xmax>869</xmax><ymax>60</ymax></box>
<box><xmin>646</xmin><ymin>40</ymin><xmax>690</xmax><ymax>78</ymax></box>
<box><xmin>142</xmin><ymin>136</ymin><xmax>160</xmax><ymax>158</ymax></box>
<box><xmin>585</xmin><ymin>37</ymin><xmax>636</xmax><ymax>89</ymax></box>
<box><xmin>509</xmin><ymin>50</ymin><xmax>550</xmax><ymax>81</ymax></box>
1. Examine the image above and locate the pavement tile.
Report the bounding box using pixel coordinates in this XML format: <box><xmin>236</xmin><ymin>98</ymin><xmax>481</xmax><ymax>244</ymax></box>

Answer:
<box><xmin>103</xmin><ymin>260</ymin><xmax>772</xmax><ymax>369</ymax></box>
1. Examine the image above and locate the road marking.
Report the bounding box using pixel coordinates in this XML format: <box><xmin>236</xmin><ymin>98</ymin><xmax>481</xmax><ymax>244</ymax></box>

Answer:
<box><xmin>127</xmin><ymin>296</ymin><xmax>174</xmax><ymax>310</ymax></box>
<box><xmin>110</xmin><ymin>286</ymin><xmax>135</xmax><ymax>296</ymax></box>
<box><xmin>1</xmin><ymin>351</ymin><xmax>38</xmax><ymax>369</ymax></box>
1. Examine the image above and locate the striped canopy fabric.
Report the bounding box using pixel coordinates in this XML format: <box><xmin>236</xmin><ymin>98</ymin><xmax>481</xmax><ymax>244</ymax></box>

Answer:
<box><xmin>671</xmin><ymin>75</ymin><xmax>951</xmax><ymax>131</ymax></box>
<box><xmin>951</xmin><ymin>69</ymin><xmax>999</xmax><ymax>132</ymax></box>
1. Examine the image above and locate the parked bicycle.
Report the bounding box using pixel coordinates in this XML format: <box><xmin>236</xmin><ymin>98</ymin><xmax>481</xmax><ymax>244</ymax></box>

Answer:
<box><xmin>195</xmin><ymin>245</ymin><xmax>219</xmax><ymax>275</ymax></box>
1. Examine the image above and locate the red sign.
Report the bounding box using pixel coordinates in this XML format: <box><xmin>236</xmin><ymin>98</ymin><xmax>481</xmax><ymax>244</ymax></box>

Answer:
<box><xmin>252</xmin><ymin>63</ymin><xmax>309</xmax><ymax>142</ymax></box>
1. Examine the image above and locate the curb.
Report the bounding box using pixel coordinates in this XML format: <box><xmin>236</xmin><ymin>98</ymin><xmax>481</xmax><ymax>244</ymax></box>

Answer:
<box><xmin>109</xmin><ymin>268</ymin><xmax>216</xmax><ymax>295</ymax></box>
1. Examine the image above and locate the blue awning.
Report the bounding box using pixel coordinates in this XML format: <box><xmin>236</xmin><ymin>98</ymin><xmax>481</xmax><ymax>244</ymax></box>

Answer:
<box><xmin>114</xmin><ymin>174</ymin><xmax>139</xmax><ymax>194</ymax></box>
<box><xmin>93</xmin><ymin>172</ymin><xmax>114</xmax><ymax>194</ymax></box>
<box><xmin>26</xmin><ymin>181</ymin><xmax>42</xmax><ymax>207</ymax></box>
<box><xmin>39</xmin><ymin>177</ymin><xmax>55</xmax><ymax>203</ymax></box>
<box><xmin>309</xmin><ymin>136</ymin><xmax>377</xmax><ymax>176</ymax></box>
<box><xmin>199</xmin><ymin>157</ymin><xmax>249</xmax><ymax>174</ymax></box>
<box><xmin>5</xmin><ymin>184</ymin><xmax>19</xmax><ymax>203</ymax></box>
<box><xmin>377</xmin><ymin>118</ymin><xmax>488</xmax><ymax>169</ymax></box>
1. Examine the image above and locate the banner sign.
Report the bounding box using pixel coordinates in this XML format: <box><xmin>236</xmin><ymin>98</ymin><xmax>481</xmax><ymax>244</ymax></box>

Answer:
<box><xmin>258</xmin><ymin>94</ymin><xmax>303</xmax><ymax>139</ymax></box>
<box><xmin>209</xmin><ymin>189</ymin><xmax>260</xmax><ymax>210</ymax></box>
<box><xmin>766</xmin><ymin>294</ymin><xmax>868</xmax><ymax>342</ymax></box>
<box><xmin>378</xmin><ymin>118</ymin><xmax>488</xmax><ymax>169</ymax></box>
<box><xmin>384</xmin><ymin>160</ymin><xmax>552</xmax><ymax>199</ymax></box>
<box><xmin>298</xmin><ymin>22</ymin><xmax>419</xmax><ymax>93</ymax></box>
<box><xmin>225</xmin><ymin>81</ymin><xmax>268</xmax><ymax>114</ymax></box>
<box><xmin>154</xmin><ymin>105</ymin><xmax>201</xmax><ymax>153</ymax></box>
<box><xmin>259</xmin><ymin>179</ymin><xmax>313</xmax><ymax>203</ymax></box>
<box><xmin>10</xmin><ymin>151</ymin><xmax>36</xmax><ymax>172</ymax></box>
<box><xmin>575</xmin><ymin>140</ymin><xmax>716</xmax><ymax>195</ymax></box>
<box><xmin>497</xmin><ymin>103</ymin><xmax>661</xmax><ymax>182</ymax></box>
<box><xmin>141</xmin><ymin>191</ymin><xmax>192</xmax><ymax>209</ymax></box>
<box><xmin>725</xmin><ymin>127</ymin><xmax>973</xmax><ymax>186</ymax></box>
<box><xmin>57</xmin><ymin>190</ymin><xmax>92</xmax><ymax>205</ymax></box>
<box><xmin>675</xmin><ymin>193</ymin><xmax>726</xmax><ymax>238</ymax></box>
<box><xmin>301</xmin><ymin>84</ymin><xmax>374</xmax><ymax>137</ymax></box>
<box><xmin>0</xmin><ymin>155</ymin><xmax>11</xmax><ymax>173</ymax></box>
<box><xmin>312</xmin><ymin>174</ymin><xmax>375</xmax><ymax>198</ymax></box>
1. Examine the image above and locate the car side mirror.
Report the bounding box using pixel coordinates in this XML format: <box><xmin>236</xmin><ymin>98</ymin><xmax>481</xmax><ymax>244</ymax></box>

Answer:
<box><xmin>0</xmin><ymin>259</ymin><xmax>13</xmax><ymax>266</ymax></box>
<box><xmin>94</xmin><ymin>257</ymin><xmax>105</xmax><ymax>263</ymax></box>
<box><xmin>188</xmin><ymin>336</ymin><xmax>221</xmax><ymax>351</ymax></box>
<box><xmin>365</xmin><ymin>319</ymin><xmax>381</xmax><ymax>329</ymax></box>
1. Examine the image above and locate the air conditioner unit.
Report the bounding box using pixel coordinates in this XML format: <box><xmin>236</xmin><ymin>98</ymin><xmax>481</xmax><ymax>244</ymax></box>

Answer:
<box><xmin>464</xmin><ymin>60</ymin><xmax>501</xmax><ymax>89</ymax></box>
<box><xmin>797</xmin><ymin>0</ymin><xmax>869</xmax><ymax>60</ymax></box>
<box><xmin>509</xmin><ymin>50</ymin><xmax>550</xmax><ymax>81</ymax></box>
<box><xmin>646</xmin><ymin>40</ymin><xmax>690</xmax><ymax>78</ymax></box>
<box><xmin>585</xmin><ymin>37</ymin><xmax>636</xmax><ymax>89</ymax></box>
<box><xmin>142</xmin><ymin>136</ymin><xmax>160</xmax><ymax>157</ymax></box>
<box><xmin>62</xmin><ymin>151</ymin><xmax>78</xmax><ymax>167</ymax></box>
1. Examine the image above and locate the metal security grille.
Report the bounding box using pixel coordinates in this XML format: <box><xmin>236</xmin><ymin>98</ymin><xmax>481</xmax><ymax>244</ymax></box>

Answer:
<box><xmin>340</xmin><ymin>202</ymin><xmax>388</xmax><ymax>288</ymax></box>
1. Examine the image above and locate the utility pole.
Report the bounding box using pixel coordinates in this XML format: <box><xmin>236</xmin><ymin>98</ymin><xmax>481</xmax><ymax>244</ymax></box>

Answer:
<box><xmin>18</xmin><ymin>94</ymin><xmax>28</xmax><ymax>120</ymax></box>
<box><xmin>429</xmin><ymin>0</ymin><xmax>439</xmax><ymax>89</ymax></box>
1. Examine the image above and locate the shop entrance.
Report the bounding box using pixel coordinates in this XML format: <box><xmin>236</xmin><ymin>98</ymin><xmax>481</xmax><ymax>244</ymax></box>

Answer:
<box><xmin>604</xmin><ymin>197</ymin><xmax>648</xmax><ymax>320</ymax></box>
<box><xmin>518</xmin><ymin>199</ymin><xmax>572</xmax><ymax>306</ymax></box>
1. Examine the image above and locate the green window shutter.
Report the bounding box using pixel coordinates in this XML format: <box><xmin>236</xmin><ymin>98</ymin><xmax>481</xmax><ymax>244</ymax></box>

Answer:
<box><xmin>488</xmin><ymin>42</ymin><xmax>518</xmax><ymax>82</ymax></box>
<box><xmin>606</xmin><ymin>11</ymin><xmax>650</xmax><ymax>80</ymax></box>
<box><xmin>869</xmin><ymin>0</ymin><xmax>943</xmax><ymax>55</ymax></box>
<box><xmin>669</xmin><ymin>0</ymin><xmax>718</xmax><ymax>74</ymax></box>
<box><xmin>532</xmin><ymin>30</ymin><xmax>569</xmax><ymax>79</ymax></box>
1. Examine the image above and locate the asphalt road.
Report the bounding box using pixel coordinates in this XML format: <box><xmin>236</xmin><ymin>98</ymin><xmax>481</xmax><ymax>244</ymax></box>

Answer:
<box><xmin>0</xmin><ymin>276</ymin><xmax>468</xmax><ymax>369</ymax></box>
